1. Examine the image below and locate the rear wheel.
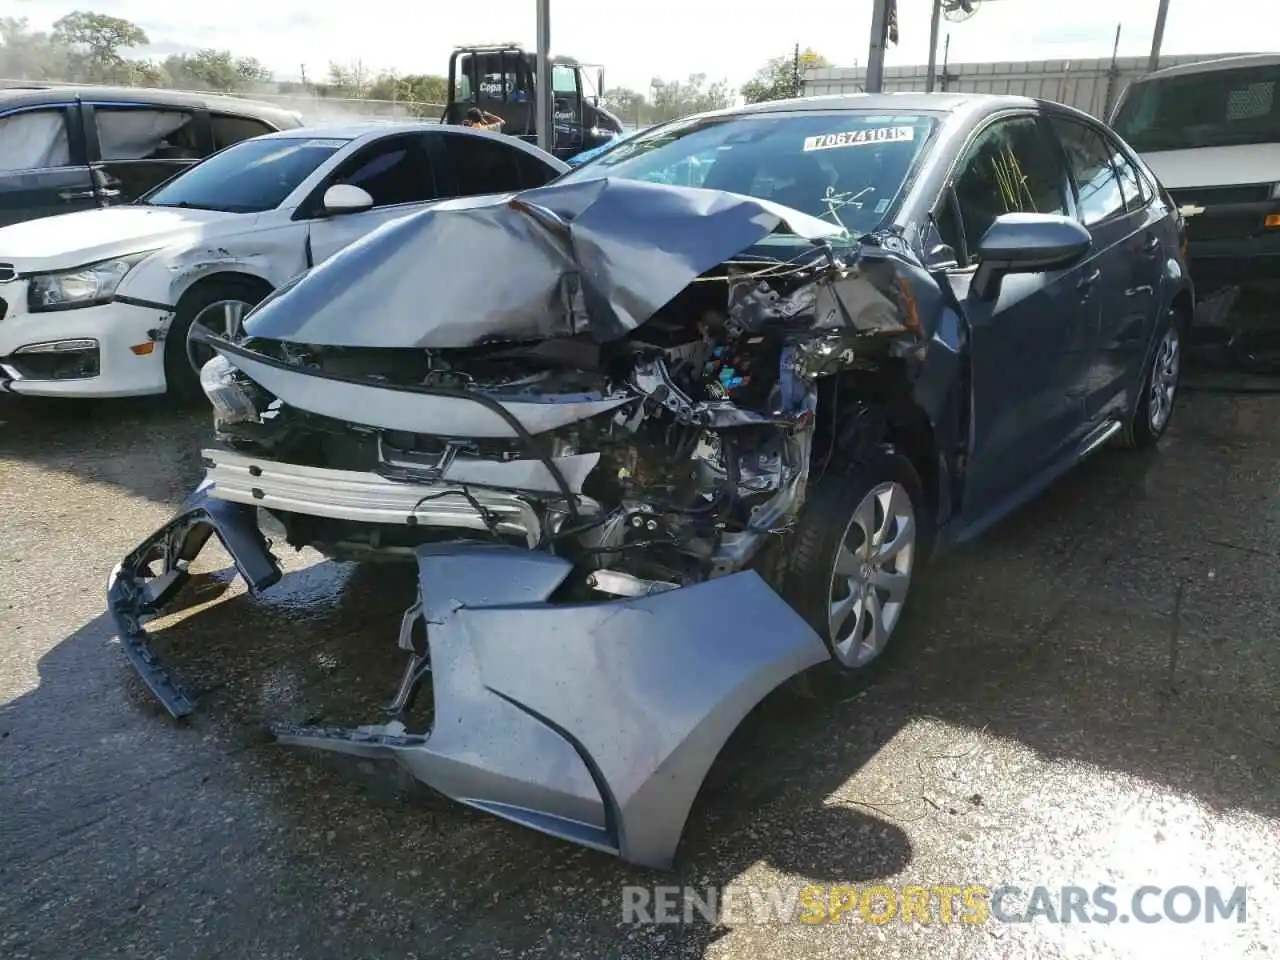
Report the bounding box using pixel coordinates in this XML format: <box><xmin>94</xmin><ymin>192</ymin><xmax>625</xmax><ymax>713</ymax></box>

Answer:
<box><xmin>164</xmin><ymin>277</ymin><xmax>269</xmax><ymax>401</ymax></box>
<box><xmin>1122</xmin><ymin>308</ymin><xmax>1183</xmax><ymax>449</ymax></box>
<box><xmin>782</xmin><ymin>452</ymin><xmax>927</xmax><ymax>672</ymax></box>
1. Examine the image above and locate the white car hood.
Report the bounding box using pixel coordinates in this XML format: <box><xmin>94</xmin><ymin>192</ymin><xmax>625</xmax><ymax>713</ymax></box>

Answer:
<box><xmin>0</xmin><ymin>205</ymin><xmax>243</xmax><ymax>274</ymax></box>
<box><xmin>1139</xmin><ymin>143</ymin><xmax>1280</xmax><ymax>191</ymax></box>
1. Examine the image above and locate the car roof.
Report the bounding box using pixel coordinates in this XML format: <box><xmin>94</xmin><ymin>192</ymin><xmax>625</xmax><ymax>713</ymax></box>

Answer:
<box><xmin>1137</xmin><ymin>52</ymin><xmax>1280</xmax><ymax>81</ymax></box>
<box><xmin>254</xmin><ymin>121</ymin><xmax>571</xmax><ymax>171</ymax></box>
<box><xmin>256</xmin><ymin>120</ymin><xmax>440</xmax><ymax>140</ymax></box>
<box><xmin>723</xmin><ymin>91</ymin><xmax>1015</xmax><ymax>117</ymax></box>
<box><xmin>0</xmin><ymin>84</ymin><xmax>301</xmax><ymax>125</ymax></box>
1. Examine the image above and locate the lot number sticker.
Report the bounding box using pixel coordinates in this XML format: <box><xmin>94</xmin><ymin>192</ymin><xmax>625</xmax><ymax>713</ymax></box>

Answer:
<box><xmin>803</xmin><ymin>126</ymin><xmax>915</xmax><ymax>152</ymax></box>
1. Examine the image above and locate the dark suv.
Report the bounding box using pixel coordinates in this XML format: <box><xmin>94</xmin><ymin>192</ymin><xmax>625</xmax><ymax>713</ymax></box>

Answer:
<box><xmin>0</xmin><ymin>85</ymin><xmax>304</xmax><ymax>228</ymax></box>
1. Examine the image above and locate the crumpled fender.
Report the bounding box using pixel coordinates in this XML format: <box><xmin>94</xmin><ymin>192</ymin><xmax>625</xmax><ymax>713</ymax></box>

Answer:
<box><xmin>107</xmin><ymin>482</ymin><xmax>281</xmax><ymax>717</ymax></box>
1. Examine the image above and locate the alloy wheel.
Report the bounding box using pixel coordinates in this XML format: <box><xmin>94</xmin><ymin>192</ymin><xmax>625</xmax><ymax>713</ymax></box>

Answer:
<box><xmin>186</xmin><ymin>299</ymin><xmax>251</xmax><ymax>374</ymax></box>
<box><xmin>828</xmin><ymin>480</ymin><xmax>917</xmax><ymax>668</ymax></box>
<box><xmin>1149</xmin><ymin>324</ymin><xmax>1181</xmax><ymax>435</ymax></box>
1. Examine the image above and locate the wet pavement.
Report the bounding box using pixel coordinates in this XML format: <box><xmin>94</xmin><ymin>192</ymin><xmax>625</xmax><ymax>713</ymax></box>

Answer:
<box><xmin>1</xmin><ymin>383</ymin><xmax>1278</xmax><ymax>959</ymax></box>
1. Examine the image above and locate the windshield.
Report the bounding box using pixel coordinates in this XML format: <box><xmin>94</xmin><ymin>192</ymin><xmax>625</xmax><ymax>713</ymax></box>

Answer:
<box><xmin>1112</xmin><ymin>63</ymin><xmax>1280</xmax><ymax>152</ymax></box>
<box><xmin>556</xmin><ymin>111</ymin><xmax>938</xmax><ymax>238</ymax></box>
<box><xmin>141</xmin><ymin>136</ymin><xmax>347</xmax><ymax>213</ymax></box>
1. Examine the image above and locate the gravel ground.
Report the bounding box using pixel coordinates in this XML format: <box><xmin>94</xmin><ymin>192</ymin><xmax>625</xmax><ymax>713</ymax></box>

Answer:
<box><xmin>1</xmin><ymin>380</ymin><xmax>1277</xmax><ymax>959</ymax></box>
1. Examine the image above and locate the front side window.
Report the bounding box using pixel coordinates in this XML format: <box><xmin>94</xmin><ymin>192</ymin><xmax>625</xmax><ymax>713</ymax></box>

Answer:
<box><xmin>556</xmin><ymin>111</ymin><xmax>938</xmax><ymax>238</ymax></box>
<box><xmin>329</xmin><ymin>136</ymin><xmax>437</xmax><ymax>207</ymax></box>
<box><xmin>553</xmin><ymin>65</ymin><xmax>579</xmax><ymax>96</ymax></box>
<box><xmin>1050</xmin><ymin>117</ymin><xmax>1126</xmax><ymax>226</ymax></box>
<box><xmin>945</xmin><ymin>115</ymin><xmax>1068</xmax><ymax>264</ymax></box>
<box><xmin>94</xmin><ymin>107</ymin><xmax>201</xmax><ymax>161</ymax></box>
<box><xmin>142</xmin><ymin>136</ymin><xmax>345</xmax><ymax>213</ymax></box>
<box><xmin>1112</xmin><ymin>64</ymin><xmax>1280</xmax><ymax>152</ymax></box>
<box><xmin>0</xmin><ymin>109</ymin><xmax>72</xmax><ymax>171</ymax></box>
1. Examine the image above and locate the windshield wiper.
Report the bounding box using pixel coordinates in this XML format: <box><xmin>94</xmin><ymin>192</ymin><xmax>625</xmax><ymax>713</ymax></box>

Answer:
<box><xmin>144</xmin><ymin>200</ymin><xmax>224</xmax><ymax>211</ymax></box>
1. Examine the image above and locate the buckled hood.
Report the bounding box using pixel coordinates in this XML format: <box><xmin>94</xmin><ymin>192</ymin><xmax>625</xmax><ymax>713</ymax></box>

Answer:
<box><xmin>241</xmin><ymin>177</ymin><xmax>845</xmax><ymax>349</ymax></box>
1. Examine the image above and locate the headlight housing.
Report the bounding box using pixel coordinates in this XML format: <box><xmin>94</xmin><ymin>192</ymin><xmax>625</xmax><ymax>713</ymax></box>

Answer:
<box><xmin>200</xmin><ymin>354</ymin><xmax>260</xmax><ymax>430</ymax></box>
<box><xmin>27</xmin><ymin>252</ymin><xmax>151</xmax><ymax>313</ymax></box>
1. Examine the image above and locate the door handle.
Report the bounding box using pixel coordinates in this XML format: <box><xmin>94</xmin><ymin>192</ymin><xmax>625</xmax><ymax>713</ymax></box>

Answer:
<box><xmin>1077</xmin><ymin>268</ymin><xmax>1101</xmax><ymax>291</ymax></box>
<box><xmin>1142</xmin><ymin>233</ymin><xmax>1160</xmax><ymax>255</ymax></box>
<box><xmin>58</xmin><ymin>189</ymin><xmax>95</xmax><ymax>201</ymax></box>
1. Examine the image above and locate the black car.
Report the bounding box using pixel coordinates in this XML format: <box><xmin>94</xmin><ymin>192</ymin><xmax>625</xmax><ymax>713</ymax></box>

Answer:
<box><xmin>0</xmin><ymin>85</ymin><xmax>304</xmax><ymax>227</ymax></box>
<box><xmin>110</xmin><ymin>93</ymin><xmax>1194</xmax><ymax>868</ymax></box>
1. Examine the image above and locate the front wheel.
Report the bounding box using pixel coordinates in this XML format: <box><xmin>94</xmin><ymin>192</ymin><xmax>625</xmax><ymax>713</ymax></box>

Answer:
<box><xmin>781</xmin><ymin>452</ymin><xmax>927</xmax><ymax>672</ymax></box>
<box><xmin>164</xmin><ymin>278</ymin><xmax>269</xmax><ymax>402</ymax></box>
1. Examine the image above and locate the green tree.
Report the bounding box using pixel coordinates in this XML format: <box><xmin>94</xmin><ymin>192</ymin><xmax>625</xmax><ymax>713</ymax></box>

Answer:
<box><xmin>366</xmin><ymin>71</ymin><xmax>448</xmax><ymax>115</ymax></box>
<box><xmin>604</xmin><ymin>86</ymin><xmax>652</xmax><ymax>126</ymax></box>
<box><xmin>0</xmin><ymin>17</ymin><xmax>76</xmax><ymax>79</ymax></box>
<box><xmin>649</xmin><ymin>73</ymin><xmax>731</xmax><ymax>123</ymax></box>
<box><xmin>165</xmin><ymin>49</ymin><xmax>271</xmax><ymax>91</ymax></box>
<box><xmin>741</xmin><ymin>48</ymin><xmax>830</xmax><ymax>104</ymax></box>
<box><xmin>51</xmin><ymin>10</ymin><xmax>148</xmax><ymax>83</ymax></box>
<box><xmin>323</xmin><ymin>60</ymin><xmax>370</xmax><ymax>98</ymax></box>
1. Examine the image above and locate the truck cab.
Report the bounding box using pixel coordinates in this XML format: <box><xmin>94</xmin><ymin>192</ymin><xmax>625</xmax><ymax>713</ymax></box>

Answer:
<box><xmin>443</xmin><ymin>45</ymin><xmax>624</xmax><ymax>161</ymax></box>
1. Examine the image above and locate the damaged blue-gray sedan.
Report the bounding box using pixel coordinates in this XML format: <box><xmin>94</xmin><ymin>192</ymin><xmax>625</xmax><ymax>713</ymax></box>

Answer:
<box><xmin>109</xmin><ymin>93</ymin><xmax>1194</xmax><ymax>869</ymax></box>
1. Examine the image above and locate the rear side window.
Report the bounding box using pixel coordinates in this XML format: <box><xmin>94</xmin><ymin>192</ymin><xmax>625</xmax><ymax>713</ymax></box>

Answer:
<box><xmin>94</xmin><ymin>107</ymin><xmax>202</xmax><ymax>161</ymax></box>
<box><xmin>0</xmin><ymin>109</ymin><xmax>72</xmax><ymax>171</ymax></box>
<box><xmin>1050</xmin><ymin>118</ymin><xmax>1126</xmax><ymax>226</ymax></box>
<box><xmin>442</xmin><ymin>134</ymin><xmax>525</xmax><ymax>195</ymax></box>
<box><xmin>1108</xmin><ymin>143</ymin><xmax>1148</xmax><ymax>212</ymax></box>
<box><xmin>515</xmin><ymin>149</ymin><xmax>561</xmax><ymax>188</ymax></box>
<box><xmin>212</xmin><ymin>114</ymin><xmax>275</xmax><ymax>150</ymax></box>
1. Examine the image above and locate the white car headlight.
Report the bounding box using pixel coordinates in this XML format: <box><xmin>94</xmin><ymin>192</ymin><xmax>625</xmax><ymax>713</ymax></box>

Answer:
<box><xmin>1272</xmin><ymin>182</ymin><xmax>1280</xmax><ymax>200</ymax></box>
<box><xmin>27</xmin><ymin>252</ymin><xmax>151</xmax><ymax>312</ymax></box>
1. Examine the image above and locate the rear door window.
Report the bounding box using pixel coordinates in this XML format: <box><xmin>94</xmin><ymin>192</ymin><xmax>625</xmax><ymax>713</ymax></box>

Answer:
<box><xmin>212</xmin><ymin>114</ymin><xmax>276</xmax><ymax>150</ymax></box>
<box><xmin>1049</xmin><ymin>118</ymin><xmax>1127</xmax><ymax>226</ymax></box>
<box><xmin>94</xmin><ymin>107</ymin><xmax>203</xmax><ymax>161</ymax></box>
<box><xmin>441</xmin><ymin>133</ymin><xmax>526</xmax><ymax>195</ymax></box>
<box><xmin>0</xmin><ymin>109</ymin><xmax>73</xmax><ymax>171</ymax></box>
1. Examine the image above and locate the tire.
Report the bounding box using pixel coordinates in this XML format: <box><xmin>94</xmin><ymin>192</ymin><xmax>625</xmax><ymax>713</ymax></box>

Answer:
<box><xmin>1121</xmin><ymin>307</ymin><xmax>1184</xmax><ymax>450</ymax></box>
<box><xmin>164</xmin><ymin>277</ymin><xmax>270</xmax><ymax>402</ymax></box>
<box><xmin>781</xmin><ymin>451</ymin><xmax>928</xmax><ymax>673</ymax></box>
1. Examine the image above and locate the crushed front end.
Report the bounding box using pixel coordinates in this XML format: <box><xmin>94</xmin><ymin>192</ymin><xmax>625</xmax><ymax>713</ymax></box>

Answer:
<box><xmin>108</xmin><ymin>177</ymin><xmax>937</xmax><ymax>867</ymax></box>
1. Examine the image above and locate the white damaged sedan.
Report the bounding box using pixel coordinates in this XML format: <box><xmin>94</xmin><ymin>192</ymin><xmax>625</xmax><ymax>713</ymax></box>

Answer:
<box><xmin>0</xmin><ymin>122</ymin><xmax>567</xmax><ymax>399</ymax></box>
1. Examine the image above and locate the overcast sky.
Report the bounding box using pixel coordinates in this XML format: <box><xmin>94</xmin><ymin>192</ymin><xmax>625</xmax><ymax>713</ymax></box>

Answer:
<box><xmin>10</xmin><ymin>0</ymin><xmax>1276</xmax><ymax>92</ymax></box>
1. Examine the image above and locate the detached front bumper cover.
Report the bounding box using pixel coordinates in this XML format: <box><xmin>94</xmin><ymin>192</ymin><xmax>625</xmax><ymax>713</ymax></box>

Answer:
<box><xmin>107</xmin><ymin>487</ymin><xmax>830</xmax><ymax>868</ymax></box>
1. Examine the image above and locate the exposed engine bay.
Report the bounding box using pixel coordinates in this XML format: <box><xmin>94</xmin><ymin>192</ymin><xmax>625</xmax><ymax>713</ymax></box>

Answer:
<box><xmin>110</xmin><ymin>177</ymin><xmax>953</xmax><ymax>870</ymax></box>
<box><xmin>207</xmin><ymin>251</ymin><xmax>914</xmax><ymax>596</ymax></box>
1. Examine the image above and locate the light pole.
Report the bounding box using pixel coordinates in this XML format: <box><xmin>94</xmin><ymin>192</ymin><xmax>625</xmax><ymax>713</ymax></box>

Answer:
<box><xmin>536</xmin><ymin>0</ymin><xmax>552</xmax><ymax>153</ymax></box>
<box><xmin>925</xmin><ymin>0</ymin><xmax>944</xmax><ymax>92</ymax></box>
<box><xmin>866</xmin><ymin>0</ymin><xmax>891</xmax><ymax>93</ymax></box>
<box><xmin>1148</xmin><ymin>0</ymin><xmax>1171</xmax><ymax>73</ymax></box>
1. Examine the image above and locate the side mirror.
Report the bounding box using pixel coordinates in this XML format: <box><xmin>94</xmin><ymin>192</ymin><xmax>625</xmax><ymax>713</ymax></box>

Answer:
<box><xmin>321</xmin><ymin>184</ymin><xmax>374</xmax><ymax>216</ymax></box>
<box><xmin>972</xmin><ymin>212</ymin><xmax>1092</xmax><ymax>301</ymax></box>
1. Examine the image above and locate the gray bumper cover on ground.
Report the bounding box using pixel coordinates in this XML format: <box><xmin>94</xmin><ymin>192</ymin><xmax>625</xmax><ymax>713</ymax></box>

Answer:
<box><xmin>108</xmin><ymin>493</ymin><xmax>830</xmax><ymax>868</ymax></box>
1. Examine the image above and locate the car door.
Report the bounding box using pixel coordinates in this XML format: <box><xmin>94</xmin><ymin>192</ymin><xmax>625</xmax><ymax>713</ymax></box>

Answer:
<box><xmin>930</xmin><ymin>112</ymin><xmax>1098</xmax><ymax>517</ymax></box>
<box><xmin>0</xmin><ymin>104</ymin><xmax>97</xmax><ymax>228</ymax></box>
<box><xmin>305</xmin><ymin>133</ymin><xmax>443</xmax><ymax>265</ymax></box>
<box><xmin>1048</xmin><ymin>116</ymin><xmax>1161</xmax><ymax>421</ymax></box>
<box><xmin>83</xmin><ymin>102</ymin><xmax>211</xmax><ymax>206</ymax></box>
<box><xmin>427</xmin><ymin>130</ymin><xmax>561</xmax><ymax>196</ymax></box>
